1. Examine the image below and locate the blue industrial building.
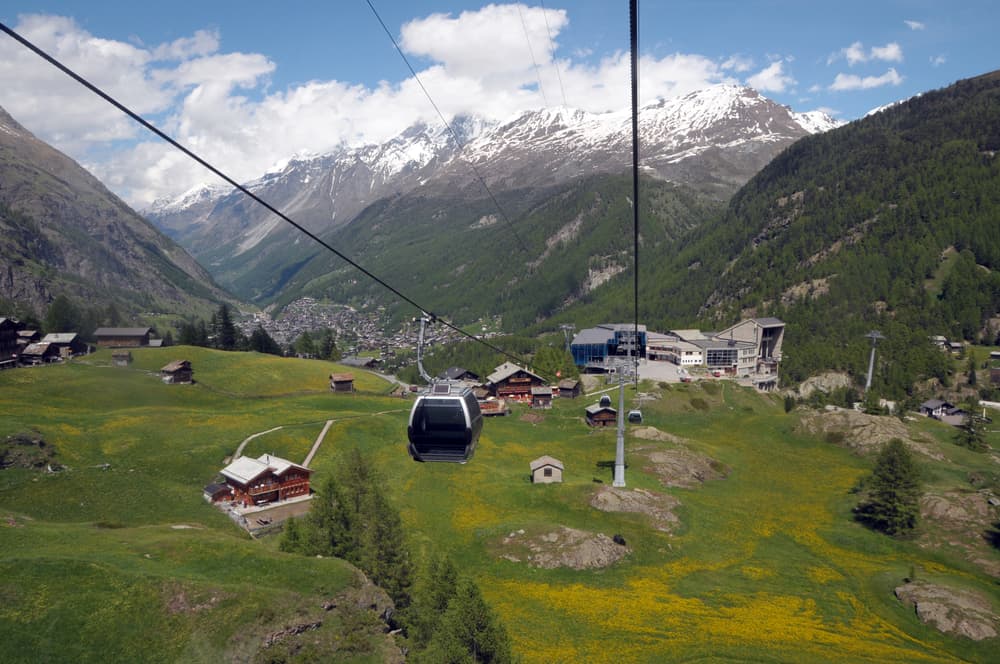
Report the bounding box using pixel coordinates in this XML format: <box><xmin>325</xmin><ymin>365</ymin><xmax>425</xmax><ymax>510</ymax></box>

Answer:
<box><xmin>570</xmin><ymin>324</ymin><xmax>647</xmax><ymax>370</ymax></box>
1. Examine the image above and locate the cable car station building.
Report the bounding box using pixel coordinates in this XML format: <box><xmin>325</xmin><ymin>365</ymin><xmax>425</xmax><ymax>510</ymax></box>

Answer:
<box><xmin>570</xmin><ymin>324</ymin><xmax>647</xmax><ymax>372</ymax></box>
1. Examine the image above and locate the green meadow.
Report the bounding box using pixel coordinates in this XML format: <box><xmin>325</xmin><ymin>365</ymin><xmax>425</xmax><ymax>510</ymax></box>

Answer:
<box><xmin>1</xmin><ymin>347</ymin><xmax>998</xmax><ymax>662</ymax></box>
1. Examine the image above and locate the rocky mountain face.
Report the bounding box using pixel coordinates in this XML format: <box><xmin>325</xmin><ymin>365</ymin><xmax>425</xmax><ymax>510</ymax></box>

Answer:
<box><xmin>0</xmin><ymin>106</ymin><xmax>229</xmax><ymax>318</ymax></box>
<box><xmin>147</xmin><ymin>85</ymin><xmax>839</xmax><ymax>299</ymax></box>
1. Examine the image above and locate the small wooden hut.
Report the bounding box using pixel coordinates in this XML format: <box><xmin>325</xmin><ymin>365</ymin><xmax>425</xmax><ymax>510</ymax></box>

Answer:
<box><xmin>531</xmin><ymin>386</ymin><xmax>553</xmax><ymax>409</ymax></box>
<box><xmin>585</xmin><ymin>403</ymin><xmax>617</xmax><ymax>427</ymax></box>
<box><xmin>329</xmin><ymin>373</ymin><xmax>355</xmax><ymax>392</ymax></box>
<box><xmin>530</xmin><ymin>456</ymin><xmax>564</xmax><ymax>484</ymax></box>
<box><xmin>161</xmin><ymin>360</ymin><xmax>193</xmax><ymax>384</ymax></box>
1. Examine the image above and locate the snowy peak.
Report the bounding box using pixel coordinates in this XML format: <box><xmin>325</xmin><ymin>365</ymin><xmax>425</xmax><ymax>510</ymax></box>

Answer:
<box><xmin>149</xmin><ymin>181</ymin><xmax>233</xmax><ymax>215</ymax></box>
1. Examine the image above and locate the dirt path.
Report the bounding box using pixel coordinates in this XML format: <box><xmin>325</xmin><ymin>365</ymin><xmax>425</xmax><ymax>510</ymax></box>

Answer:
<box><xmin>302</xmin><ymin>420</ymin><xmax>334</xmax><ymax>467</ymax></box>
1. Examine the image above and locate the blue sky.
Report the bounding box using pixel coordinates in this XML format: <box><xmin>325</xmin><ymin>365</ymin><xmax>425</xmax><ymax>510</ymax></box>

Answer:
<box><xmin>0</xmin><ymin>2</ymin><xmax>995</xmax><ymax>205</ymax></box>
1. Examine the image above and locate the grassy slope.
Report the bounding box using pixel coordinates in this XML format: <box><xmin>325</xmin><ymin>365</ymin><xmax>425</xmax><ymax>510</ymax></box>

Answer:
<box><xmin>1</xmin><ymin>349</ymin><xmax>998</xmax><ymax>662</ymax></box>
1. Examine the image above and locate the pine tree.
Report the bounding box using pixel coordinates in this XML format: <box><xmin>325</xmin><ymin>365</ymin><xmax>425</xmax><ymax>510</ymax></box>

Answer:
<box><xmin>301</xmin><ymin>475</ymin><xmax>353</xmax><ymax>557</ymax></box>
<box><xmin>955</xmin><ymin>415</ymin><xmax>989</xmax><ymax>452</ymax></box>
<box><xmin>855</xmin><ymin>438</ymin><xmax>922</xmax><ymax>536</ymax></box>
<box><xmin>217</xmin><ymin>303</ymin><xmax>237</xmax><ymax>350</ymax></box>
<box><xmin>418</xmin><ymin>578</ymin><xmax>514</xmax><ymax>664</ymax></box>
<box><xmin>44</xmin><ymin>294</ymin><xmax>80</xmax><ymax>333</ymax></box>
<box><xmin>407</xmin><ymin>554</ymin><xmax>459</xmax><ymax>649</ymax></box>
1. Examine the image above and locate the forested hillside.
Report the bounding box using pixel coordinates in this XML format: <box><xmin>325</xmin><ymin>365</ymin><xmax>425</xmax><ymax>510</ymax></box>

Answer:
<box><xmin>268</xmin><ymin>174</ymin><xmax>721</xmax><ymax>331</ymax></box>
<box><xmin>574</xmin><ymin>70</ymin><xmax>1000</xmax><ymax>396</ymax></box>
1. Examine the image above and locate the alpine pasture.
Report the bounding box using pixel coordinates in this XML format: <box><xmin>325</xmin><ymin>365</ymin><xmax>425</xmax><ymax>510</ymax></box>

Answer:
<box><xmin>1</xmin><ymin>347</ymin><xmax>997</xmax><ymax>662</ymax></box>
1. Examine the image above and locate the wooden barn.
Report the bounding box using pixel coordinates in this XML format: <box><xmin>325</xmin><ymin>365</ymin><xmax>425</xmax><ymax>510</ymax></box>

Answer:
<box><xmin>487</xmin><ymin>362</ymin><xmax>546</xmax><ymax>403</ymax></box>
<box><xmin>161</xmin><ymin>360</ymin><xmax>193</xmax><ymax>384</ymax></box>
<box><xmin>531</xmin><ymin>386</ymin><xmax>553</xmax><ymax>409</ymax></box>
<box><xmin>19</xmin><ymin>342</ymin><xmax>59</xmax><ymax>365</ymax></box>
<box><xmin>41</xmin><ymin>333</ymin><xmax>87</xmax><ymax>357</ymax></box>
<box><xmin>329</xmin><ymin>373</ymin><xmax>355</xmax><ymax>392</ymax></box>
<box><xmin>0</xmin><ymin>317</ymin><xmax>19</xmax><ymax>360</ymax></box>
<box><xmin>557</xmin><ymin>378</ymin><xmax>581</xmax><ymax>399</ymax></box>
<box><xmin>112</xmin><ymin>350</ymin><xmax>133</xmax><ymax>367</ymax></box>
<box><xmin>530</xmin><ymin>456</ymin><xmax>564</xmax><ymax>484</ymax></box>
<box><xmin>215</xmin><ymin>454</ymin><xmax>313</xmax><ymax>507</ymax></box>
<box><xmin>585</xmin><ymin>403</ymin><xmax>617</xmax><ymax>427</ymax></box>
<box><xmin>94</xmin><ymin>327</ymin><xmax>152</xmax><ymax>348</ymax></box>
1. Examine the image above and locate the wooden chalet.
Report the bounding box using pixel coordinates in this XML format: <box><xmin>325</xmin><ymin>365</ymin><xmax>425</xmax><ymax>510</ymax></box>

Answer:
<box><xmin>112</xmin><ymin>350</ymin><xmax>133</xmax><ymax>367</ymax></box>
<box><xmin>585</xmin><ymin>403</ymin><xmax>617</xmax><ymax>427</ymax></box>
<box><xmin>94</xmin><ymin>327</ymin><xmax>152</xmax><ymax>348</ymax></box>
<box><xmin>479</xmin><ymin>398</ymin><xmax>510</xmax><ymax>416</ymax></box>
<box><xmin>215</xmin><ymin>454</ymin><xmax>313</xmax><ymax>507</ymax></box>
<box><xmin>557</xmin><ymin>378</ymin><xmax>581</xmax><ymax>399</ymax></box>
<box><xmin>531</xmin><ymin>386</ymin><xmax>553</xmax><ymax>409</ymax></box>
<box><xmin>530</xmin><ymin>455</ymin><xmax>564</xmax><ymax>484</ymax></box>
<box><xmin>329</xmin><ymin>372</ymin><xmax>355</xmax><ymax>392</ymax></box>
<box><xmin>19</xmin><ymin>342</ymin><xmax>60</xmax><ymax>365</ymax></box>
<box><xmin>161</xmin><ymin>360</ymin><xmax>193</xmax><ymax>384</ymax></box>
<box><xmin>41</xmin><ymin>333</ymin><xmax>86</xmax><ymax>357</ymax></box>
<box><xmin>487</xmin><ymin>361</ymin><xmax>546</xmax><ymax>403</ymax></box>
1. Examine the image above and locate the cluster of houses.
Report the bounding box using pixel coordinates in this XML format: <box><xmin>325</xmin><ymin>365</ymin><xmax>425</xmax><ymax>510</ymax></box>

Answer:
<box><xmin>0</xmin><ymin>319</ymin><xmax>169</xmax><ymax>368</ymax></box>
<box><xmin>424</xmin><ymin>361</ymin><xmax>582</xmax><ymax>415</ymax></box>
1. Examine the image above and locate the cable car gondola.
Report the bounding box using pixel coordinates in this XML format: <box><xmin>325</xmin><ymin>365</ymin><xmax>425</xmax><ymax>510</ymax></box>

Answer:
<box><xmin>407</xmin><ymin>383</ymin><xmax>483</xmax><ymax>463</ymax></box>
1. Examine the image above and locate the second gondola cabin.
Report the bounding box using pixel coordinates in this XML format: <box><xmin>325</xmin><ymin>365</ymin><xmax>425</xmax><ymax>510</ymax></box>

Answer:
<box><xmin>407</xmin><ymin>383</ymin><xmax>483</xmax><ymax>463</ymax></box>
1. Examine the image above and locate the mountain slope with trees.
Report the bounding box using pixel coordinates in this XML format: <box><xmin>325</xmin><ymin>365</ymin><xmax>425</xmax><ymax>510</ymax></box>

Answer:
<box><xmin>0</xmin><ymin>106</ymin><xmax>231</xmax><ymax>320</ymax></box>
<box><xmin>572</xmin><ymin>70</ymin><xmax>1000</xmax><ymax>396</ymax></box>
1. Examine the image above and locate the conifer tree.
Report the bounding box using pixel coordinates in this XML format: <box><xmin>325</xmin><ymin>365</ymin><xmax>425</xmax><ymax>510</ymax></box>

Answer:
<box><xmin>418</xmin><ymin>578</ymin><xmax>514</xmax><ymax>664</ymax></box>
<box><xmin>854</xmin><ymin>438</ymin><xmax>922</xmax><ymax>536</ymax></box>
<box><xmin>406</xmin><ymin>554</ymin><xmax>459</xmax><ymax>649</ymax></box>
<box><xmin>955</xmin><ymin>414</ymin><xmax>989</xmax><ymax>452</ymax></box>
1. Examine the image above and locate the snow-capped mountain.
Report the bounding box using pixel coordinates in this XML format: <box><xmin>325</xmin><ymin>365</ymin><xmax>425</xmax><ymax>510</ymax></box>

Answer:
<box><xmin>146</xmin><ymin>85</ymin><xmax>840</xmax><ymax>294</ymax></box>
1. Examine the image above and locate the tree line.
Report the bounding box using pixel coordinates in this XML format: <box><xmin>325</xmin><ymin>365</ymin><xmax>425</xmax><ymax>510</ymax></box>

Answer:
<box><xmin>280</xmin><ymin>448</ymin><xmax>514</xmax><ymax>662</ymax></box>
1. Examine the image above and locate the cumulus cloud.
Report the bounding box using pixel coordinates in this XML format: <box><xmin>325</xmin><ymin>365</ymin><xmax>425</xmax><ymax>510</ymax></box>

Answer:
<box><xmin>1</xmin><ymin>8</ymin><xmax>743</xmax><ymax>207</ymax></box>
<box><xmin>931</xmin><ymin>54</ymin><xmax>947</xmax><ymax>66</ymax></box>
<box><xmin>746</xmin><ymin>61</ymin><xmax>795</xmax><ymax>93</ymax></box>
<box><xmin>829</xmin><ymin>68</ymin><xmax>904</xmax><ymax>91</ymax></box>
<box><xmin>904</xmin><ymin>20</ymin><xmax>925</xmax><ymax>31</ymax></box>
<box><xmin>828</xmin><ymin>41</ymin><xmax>903</xmax><ymax>66</ymax></box>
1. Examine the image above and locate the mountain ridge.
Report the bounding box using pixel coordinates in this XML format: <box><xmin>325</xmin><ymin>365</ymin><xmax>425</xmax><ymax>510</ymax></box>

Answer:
<box><xmin>146</xmin><ymin>85</ymin><xmax>839</xmax><ymax>301</ymax></box>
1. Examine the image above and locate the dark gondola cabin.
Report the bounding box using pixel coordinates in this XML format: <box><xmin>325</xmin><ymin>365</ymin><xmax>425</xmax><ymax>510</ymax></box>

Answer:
<box><xmin>407</xmin><ymin>383</ymin><xmax>483</xmax><ymax>463</ymax></box>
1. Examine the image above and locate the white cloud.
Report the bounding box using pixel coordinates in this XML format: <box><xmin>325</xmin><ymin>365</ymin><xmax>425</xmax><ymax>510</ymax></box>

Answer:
<box><xmin>721</xmin><ymin>55</ymin><xmax>754</xmax><ymax>73</ymax></box>
<box><xmin>829</xmin><ymin>41</ymin><xmax>903</xmax><ymax>66</ymax></box>
<box><xmin>870</xmin><ymin>43</ymin><xmax>903</xmax><ymax>62</ymax></box>
<box><xmin>930</xmin><ymin>54</ymin><xmax>947</xmax><ymax>66</ymax></box>
<box><xmin>904</xmin><ymin>20</ymin><xmax>925</xmax><ymax>31</ymax></box>
<box><xmin>746</xmin><ymin>61</ymin><xmax>795</xmax><ymax>93</ymax></box>
<box><xmin>829</xmin><ymin>68</ymin><xmax>904</xmax><ymax>91</ymax></box>
<box><xmin>1</xmin><ymin>9</ymin><xmax>744</xmax><ymax>207</ymax></box>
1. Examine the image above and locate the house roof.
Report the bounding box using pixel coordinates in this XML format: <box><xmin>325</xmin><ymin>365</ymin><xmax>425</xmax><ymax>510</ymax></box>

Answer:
<box><xmin>530</xmin><ymin>455</ymin><xmax>564</xmax><ymax>471</ymax></box>
<box><xmin>339</xmin><ymin>355</ymin><xmax>378</xmax><ymax>368</ymax></box>
<box><xmin>21</xmin><ymin>342</ymin><xmax>52</xmax><ymax>356</ymax></box>
<box><xmin>440</xmin><ymin>366</ymin><xmax>479</xmax><ymax>380</ymax></box>
<box><xmin>921</xmin><ymin>399</ymin><xmax>952</xmax><ymax>410</ymax></box>
<box><xmin>531</xmin><ymin>386</ymin><xmax>553</xmax><ymax>396</ymax></box>
<box><xmin>585</xmin><ymin>404</ymin><xmax>617</xmax><ymax>416</ymax></box>
<box><xmin>329</xmin><ymin>373</ymin><xmax>354</xmax><ymax>382</ymax></box>
<box><xmin>161</xmin><ymin>360</ymin><xmax>191</xmax><ymax>372</ymax></box>
<box><xmin>94</xmin><ymin>327</ymin><xmax>151</xmax><ymax>337</ymax></box>
<box><xmin>753</xmin><ymin>317</ymin><xmax>785</xmax><ymax>327</ymax></box>
<box><xmin>557</xmin><ymin>378</ymin><xmax>579</xmax><ymax>389</ymax></box>
<box><xmin>571</xmin><ymin>327</ymin><xmax>615</xmax><ymax>346</ymax></box>
<box><xmin>42</xmin><ymin>333</ymin><xmax>78</xmax><ymax>344</ymax></box>
<box><xmin>220</xmin><ymin>453</ymin><xmax>310</xmax><ymax>485</ymax></box>
<box><xmin>487</xmin><ymin>361</ymin><xmax>544</xmax><ymax>385</ymax></box>
<box><xmin>669</xmin><ymin>329</ymin><xmax>707</xmax><ymax>341</ymax></box>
